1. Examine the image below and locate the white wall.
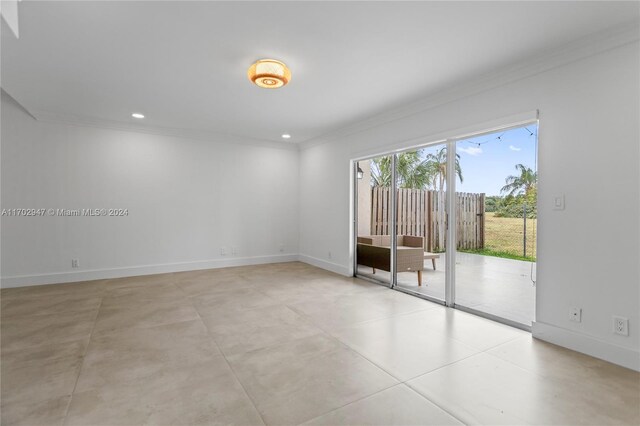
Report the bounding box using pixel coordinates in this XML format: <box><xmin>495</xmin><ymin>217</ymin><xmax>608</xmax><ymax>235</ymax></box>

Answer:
<box><xmin>1</xmin><ymin>92</ymin><xmax>299</xmax><ymax>286</ymax></box>
<box><xmin>2</xmin><ymin>36</ymin><xmax>637</xmax><ymax>372</ymax></box>
<box><xmin>299</xmin><ymin>41</ymin><xmax>640</xmax><ymax>370</ymax></box>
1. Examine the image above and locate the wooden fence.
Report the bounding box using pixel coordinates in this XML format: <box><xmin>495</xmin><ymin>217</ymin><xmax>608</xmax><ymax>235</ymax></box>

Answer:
<box><xmin>370</xmin><ymin>187</ymin><xmax>485</xmax><ymax>251</ymax></box>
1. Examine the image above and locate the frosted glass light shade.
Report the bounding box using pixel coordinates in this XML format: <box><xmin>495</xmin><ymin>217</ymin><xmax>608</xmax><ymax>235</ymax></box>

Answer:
<box><xmin>247</xmin><ymin>59</ymin><xmax>291</xmax><ymax>89</ymax></box>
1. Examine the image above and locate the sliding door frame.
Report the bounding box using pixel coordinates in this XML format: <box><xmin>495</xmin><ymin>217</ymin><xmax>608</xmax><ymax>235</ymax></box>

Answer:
<box><xmin>351</xmin><ymin>161</ymin><xmax>359</xmax><ymax>278</ymax></box>
<box><xmin>445</xmin><ymin>140</ymin><xmax>456</xmax><ymax>306</ymax></box>
<box><xmin>351</xmin><ymin>113</ymin><xmax>539</xmax><ymax>327</ymax></box>
<box><xmin>353</xmin><ymin>141</ymin><xmax>449</xmax><ymax>303</ymax></box>
<box><xmin>389</xmin><ymin>140</ymin><xmax>450</xmax><ymax>305</ymax></box>
<box><xmin>448</xmin><ymin>119</ymin><xmax>539</xmax><ymax>332</ymax></box>
<box><xmin>390</xmin><ymin>155</ymin><xmax>398</xmax><ymax>288</ymax></box>
<box><xmin>352</xmin><ymin>154</ymin><xmax>397</xmax><ymax>288</ymax></box>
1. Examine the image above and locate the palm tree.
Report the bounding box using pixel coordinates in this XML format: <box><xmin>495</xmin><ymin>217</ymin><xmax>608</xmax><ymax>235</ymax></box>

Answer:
<box><xmin>500</xmin><ymin>164</ymin><xmax>537</xmax><ymax>197</ymax></box>
<box><xmin>371</xmin><ymin>148</ymin><xmax>463</xmax><ymax>190</ymax></box>
<box><xmin>371</xmin><ymin>151</ymin><xmax>433</xmax><ymax>189</ymax></box>
<box><xmin>370</xmin><ymin>156</ymin><xmax>392</xmax><ymax>187</ymax></box>
<box><xmin>396</xmin><ymin>151</ymin><xmax>434</xmax><ymax>189</ymax></box>
<box><xmin>423</xmin><ymin>147</ymin><xmax>463</xmax><ymax>192</ymax></box>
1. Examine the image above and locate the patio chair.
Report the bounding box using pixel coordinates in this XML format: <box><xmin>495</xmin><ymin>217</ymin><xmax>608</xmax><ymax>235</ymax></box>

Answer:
<box><xmin>357</xmin><ymin>235</ymin><xmax>426</xmax><ymax>285</ymax></box>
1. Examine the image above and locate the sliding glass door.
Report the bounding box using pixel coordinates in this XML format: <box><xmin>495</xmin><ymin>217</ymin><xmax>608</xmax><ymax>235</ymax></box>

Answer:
<box><xmin>393</xmin><ymin>144</ymin><xmax>449</xmax><ymax>302</ymax></box>
<box><xmin>354</xmin><ymin>154</ymin><xmax>393</xmax><ymax>286</ymax></box>
<box><xmin>453</xmin><ymin>125</ymin><xmax>538</xmax><ymax>327</ymax></box>
<box><xmin>353</xmin><ymin>121</ymin><xmax>538</xmax><ymax>329</ymax></box>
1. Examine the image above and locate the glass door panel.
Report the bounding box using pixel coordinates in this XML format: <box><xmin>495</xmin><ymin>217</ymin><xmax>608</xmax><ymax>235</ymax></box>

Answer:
<box><xmin>393</xmin><ymin>145</ymin><xmax>448</xmax><ymax>301</ymax></box>
<box><xmin>355</xmin><ymin>155</ymin><xmax>392</xmax><ymax>286</ymax></box>
<box><xmin>454</xmin><ymin>125</ymin><xmax>538</xmax><ymax>327</ymax></box>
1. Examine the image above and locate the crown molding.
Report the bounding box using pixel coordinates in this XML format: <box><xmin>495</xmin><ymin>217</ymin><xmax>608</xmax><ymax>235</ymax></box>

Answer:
<box><xmin>25</xmin><ymin>109</ymin><xmax>298</xmax><ymax>151</ymax></box>
<box><xmin>0</xmin><ymin>88</ymin><xmax>37</xmax><ymax>120</ymax></box>
<box><xmin>300</xmin><ymin>20</ymin><xmax>640</xmax><ymax>151</ymax></box>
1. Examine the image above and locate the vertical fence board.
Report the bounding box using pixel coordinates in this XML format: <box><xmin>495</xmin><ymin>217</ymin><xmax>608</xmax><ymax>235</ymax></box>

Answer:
<box><xmin>369</xmin><ymin>187</ymin><xmax>485</xmax><ymax>251</ymax></box>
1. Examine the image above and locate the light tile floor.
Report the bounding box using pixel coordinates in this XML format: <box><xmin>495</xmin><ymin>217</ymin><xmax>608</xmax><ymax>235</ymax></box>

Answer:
<box><xmin>358</xmin><ymin>252</ymin><xmax>536</xmax><ymax>326</ymax></box>
<box><xmin>1</xmin><ymin>262</ymin><xmax>638</xmax><ymax>425</ymax></box>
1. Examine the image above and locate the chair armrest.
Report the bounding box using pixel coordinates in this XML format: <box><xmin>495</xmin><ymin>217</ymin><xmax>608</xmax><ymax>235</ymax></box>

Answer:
<box><xmin>401</xmin><ymin>235</ymin><xmax>424</xmax><ymax>248</ymax></box>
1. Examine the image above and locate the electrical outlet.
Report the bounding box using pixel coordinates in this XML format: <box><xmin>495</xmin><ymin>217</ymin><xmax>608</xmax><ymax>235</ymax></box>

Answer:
<box><xmin>328</xmin><ymin>251</ymin><xmax>332</xmax><ymax>259</ymax></box>
<box><xmin>613</xmin><ymin>316</ymin><xmax>629</xmax><ymax>336</ymax></box>
<box><xmin>232</xmin><ymin>247</ymin><xmax>238</xmax><ymax>255</ymax></box>
<box><xmin>279</xmin><ymin>244</ymin><xmax>284</xmax><ymax>253</ymax></box>
<box><xmin>71</xmin><ymin>258</ymin><xmax>79</xmax><ymax>268</ymax></box>
<box><xmin>569</xmin><ymin>307</ymin><xmax>581</xmax><ymax>322</ymax></box>
<box><xmin>220</xmin><ymin>247</ymin><xmax>227</xmax><ymax>256</ymax></box>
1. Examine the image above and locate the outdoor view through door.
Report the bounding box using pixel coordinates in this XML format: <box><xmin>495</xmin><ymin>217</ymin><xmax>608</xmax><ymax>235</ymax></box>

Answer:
<box><xmin>392</xmin><ymin>143</ymin><xmax>449</xmax><ymax>301</ymax></box>
<box><xmin>455</xmin><ymin>125</ymin><xmax>537</xmax><ymax>326</ymax></box>
<box><xmin>354</xmin><ymin>123</ymin><xmax>538</xmax><ymax>328</ymax></box>
<box><xmin>355</xmin><ymin>154</ymin><xmax>392</xmax><ymax>286</ymax></box>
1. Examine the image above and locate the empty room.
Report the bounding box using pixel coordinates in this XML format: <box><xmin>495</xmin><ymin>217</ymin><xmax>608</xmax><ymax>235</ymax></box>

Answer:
<box><xmin>1</xmin><ymin>1</ymin><xmax>639</xmax><ymax>425</ymax></box>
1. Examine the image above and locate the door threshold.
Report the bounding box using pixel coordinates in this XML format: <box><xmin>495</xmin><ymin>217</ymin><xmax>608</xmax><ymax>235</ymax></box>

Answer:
<box><xmin>391</xmin><ymin>285</ymin><xmax>446</xmax><ymax>306</ymax></box>
<box><xmin>453</xmin><ymin>304</ymin><xmax>532</xmax><ymax>332</ymax></box>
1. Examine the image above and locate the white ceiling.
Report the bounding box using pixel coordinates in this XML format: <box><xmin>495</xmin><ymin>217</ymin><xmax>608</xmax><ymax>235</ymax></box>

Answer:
<box><xmin>2</xmin><ymin>1</ymin><xmax>638</xmax><ymax>143</ymax></box>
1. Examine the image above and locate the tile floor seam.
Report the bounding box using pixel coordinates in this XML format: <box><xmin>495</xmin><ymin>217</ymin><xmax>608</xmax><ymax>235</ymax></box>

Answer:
<box><xmin>281</xmin><ymin>303</ymin><xmax>326</xmax><ymax>328</ymax></box>
<box><xmin>190</xmin><ymin>294</ymin><xmax>268</xmax><ymax>426</ymax></box>
<box><xmin>401</xmin><ymin>350</ymin><xmax>489</xmax><ymax>385</ymax></box>
<box><xmin>280</xmin><ymin>291</ymin><xmax>454</xmax><ymax>378</ymax></box>
<box><xmin>324</xmin><ymin>321</ymin><xmax>486</xmax><ymax>387</ymax></box>
<box><xmin>480</xmin><ymin>334</ymin><xmax>530</xmax><ymax>354</ymax></box>
<box><xmin>0</xmin><ymin>302</ymin><xmax>104</xmax><ymax>321</ymax></box>
<box><xmin>468</xmin><ymin>332</ymin><xmax>528</xmax><ymax>353</ymax></box>
<box><xmin>316</xmin><ymin>323</ymin><xmax>405</xmax><ymax>385</ymax></box>
<box><xmin>190</xmin><ymin>301</ymin><xmax>284</xmax><ymax>320</ymax></box>
<box><xmin>400</xmin><ymin>383</ymin><xmax>468</xmax><ymax>426</ymax></box>
<box><xmin>480</xmin><ymin>342</ymin><xmax>576</xmax><ymax>381</ymax></box>
<box><xmin>400</xmin><ymin>349</ymin><xmax>619</xmax><ymax>426</ymax></box>
<box><xmin>0</xmin><ymin>326</ymin><xmax>94</xmax><ymax>355</ymax></box>
<box><xmin>62</xmin><ymin>296</ymin><xmax>104</xmax><ymax>425</ymax></box>
<box><xmin>294</xmin><ymin>381</ymin><xmax>402</xmax><ymax>426</ymax></box>
<box><xmin>401</xmin><ymin>380</ymin><xmax>471</xmax><ymax>426</ymax></box>
<box><xmin>199</xmin><ymin>314</ymin><xmax>399</xmax><ymax>426</ymax></box>
<box><xmin>320</xmin><ymin>305</ymin><xmax>440</xmax><ymax>334</ymax></box>
<box><xmin>208</xmin><ymin>320</ymin><xmax>327</xmax><ymax>360</ymax></box>
<box><xmin>285</xmin><ymin>301</ymin><xmax>436</xmax><ymax>334</ymax></box>
<box><xmin>181</xmin><ymin>285</ymin><xmax>264</xmax><ymax>299</ymax></box>
<box><xmin>254</xmin><ymin>310</ymin><xmax>401</xmax><ymax>422</ymax></box>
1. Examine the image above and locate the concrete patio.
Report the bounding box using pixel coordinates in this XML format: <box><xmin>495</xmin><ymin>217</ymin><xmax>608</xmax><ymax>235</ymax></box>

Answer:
<box><xmin>357</xmin><ymin>252</ymin><xmax>536</xmax><ymax>326</ymax></box>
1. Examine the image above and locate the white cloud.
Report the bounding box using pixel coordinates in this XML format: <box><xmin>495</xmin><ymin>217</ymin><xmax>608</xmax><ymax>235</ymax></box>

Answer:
<box><xmin>458</xmin><ymin>146</ymin><xmax>483</xmax><ymax>156</ymax></box>
<box><xmin>509</xmin><ymin>145</ymin><xmax>521</xmax><ymax>151</ymax></box>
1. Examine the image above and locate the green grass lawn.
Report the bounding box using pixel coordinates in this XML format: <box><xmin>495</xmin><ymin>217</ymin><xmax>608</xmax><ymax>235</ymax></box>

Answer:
<box><xmin>461</xmin><ymin>212</ymin><xmax>537</xmax><ymax>261</ymax></box>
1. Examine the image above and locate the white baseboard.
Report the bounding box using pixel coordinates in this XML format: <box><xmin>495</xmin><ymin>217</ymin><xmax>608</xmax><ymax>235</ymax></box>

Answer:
<box><xmin>0</xmin><ymin>254</ymin><xmax>299</xmax><ymax>288</ymax></box>
<box><xmin>532</xmin><ymin>321</ymin><xmax>640</xmax><ymax>371</ymax></box>
<box><xmin>298</xmin><ymin>254</ymin><xmax>351</xmax><ymax>276</ymax></box>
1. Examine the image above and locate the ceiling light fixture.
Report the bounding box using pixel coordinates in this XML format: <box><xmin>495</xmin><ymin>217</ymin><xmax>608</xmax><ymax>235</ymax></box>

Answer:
<box><xmin>131</xmin><ymin>113</ymin><xmax>145</xmax><ymax>119</ymax></box>
<box><xmin>248</xmin><ymin>59</ymin><xmax>291</xmax><ymax>89</ymax></box>
<box><xmin>281</xmin><ymin>134</ymin><xmax>291</xmax><ymax>139</ymax></box>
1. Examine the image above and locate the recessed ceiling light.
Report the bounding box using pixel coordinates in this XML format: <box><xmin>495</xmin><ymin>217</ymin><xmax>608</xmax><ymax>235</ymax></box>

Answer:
<box><xmin>131</xmin><ymin>113</ymin><xmax>145</xmax><ymax>119</ymax></box>
<box><xmin>248</xmin><ymin>59</ymin><xmax>291</xmax><ymax>89</ymax></box>
<box><xmin>281</xmin><ymin>134</ymin><xmax>291</xmax><ymax>139</ymax></box>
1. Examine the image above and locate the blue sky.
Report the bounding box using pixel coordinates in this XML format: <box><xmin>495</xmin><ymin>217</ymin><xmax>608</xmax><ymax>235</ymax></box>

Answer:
<box><xmin>421</xmin><ymin>125</ymin><xmax>538</xmax><ymax>196</ymax></box>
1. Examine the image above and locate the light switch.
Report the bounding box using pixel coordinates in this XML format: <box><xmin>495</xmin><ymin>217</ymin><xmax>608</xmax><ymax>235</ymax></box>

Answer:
<box><xmin>553</xmin><ymin>195</ymin><xmax>565</xmax><ymax>210</ymax></box>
